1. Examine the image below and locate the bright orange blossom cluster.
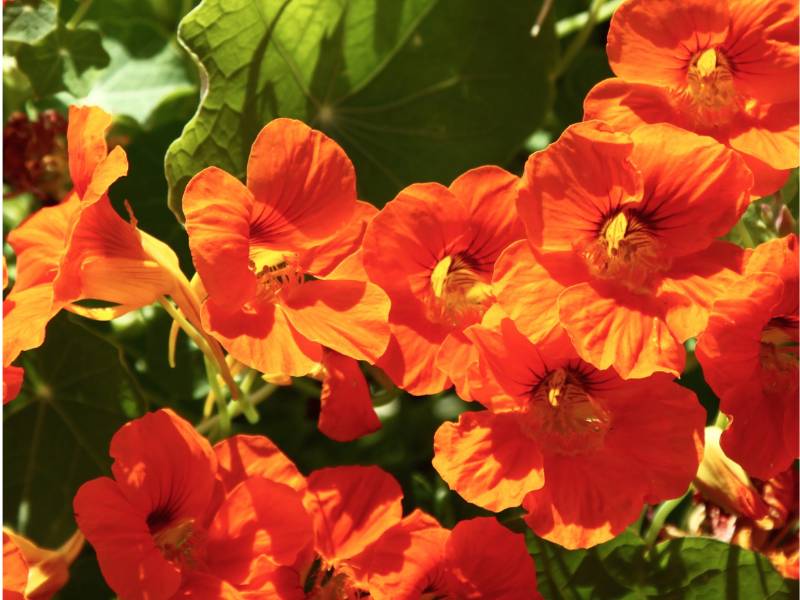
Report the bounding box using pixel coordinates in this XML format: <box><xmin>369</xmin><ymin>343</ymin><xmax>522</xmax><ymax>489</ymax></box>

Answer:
<box><xmin>2</xmin><ymin>0</ymin><xmax>798</xmax><ymax>597</ymax></box>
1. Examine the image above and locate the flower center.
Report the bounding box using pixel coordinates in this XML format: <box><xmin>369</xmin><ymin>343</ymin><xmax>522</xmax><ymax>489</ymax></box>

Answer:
<box><xmin>579</xmin><ymin>210</ymin><xmax>663</xmax><ymax>291</ymax></box>
<box><xmin>304</xmin><ymin>557</ymin><xmax>361</xmax><ymax>599</ymax></box>
<box><xmin>149</xmin><ymin>516</ymin><xmax>204</xmax><ymax>570</ymax></box>
<box><xmin>524</xmin><ymin>367</ymin><xmax>611</xmax><ymax>456</ymax></box>
<box><xmin>686</xmin><ymin>47</ymin><xmax>737</xmax><ymax>119</ymax></box>
<box><xmin>427</xmin><ymin>254</ymin><xmax>493</xmax><ymax>327</ymax></box>
<box><xmin>249</xmin><ymin>248</ymin><xmax>304</xmax><ymax>302</ymax></box>
<box><xmin>760</xmin><ymin>316</ymin><xmax>798</xmax><ymax>393</ymax></box>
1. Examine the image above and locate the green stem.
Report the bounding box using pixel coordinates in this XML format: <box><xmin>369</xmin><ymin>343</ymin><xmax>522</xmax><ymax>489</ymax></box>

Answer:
<box><xmin>196</xmin><ymin>383</ymin><xmax>277</xmax><ymax>436</ymax></box>
<box><xmin>644</xmin><ymin>489</ymin><xmax>690</xmax><ymax>547</ymax></box>
<box><xmin>552</xmin><ymin>0</ymin><xmax>608</xmax><ymax>79</ymax></box>
<box><xmin>204</xmin><ymin>357</ymin><xmax>230</xmax><ymax>436</ymax></box>
<box><xmin>732</xmin><ymin>219</ymin><xmax>756</xmax><ymax>248</ymax></box>
<box><xmin>555</xmin><ymin>0</ymin><xmax>621</xmax><ymax>38</ymax></box>
<box><xmin>66</xmin><ymin>0</ymin><xmax>94</xmax><ymax>29</ymax></box>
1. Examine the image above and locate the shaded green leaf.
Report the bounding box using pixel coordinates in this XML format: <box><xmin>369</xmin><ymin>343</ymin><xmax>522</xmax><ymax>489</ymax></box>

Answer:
<box><xmin>3</xmin><ymin>314</ymin><xmax>141</xmax><ymax>548</ymax></box>
<box><xmin>3</xmin><ymin>0</ymin><xmax>58</xmax><ymax>45</ymax></box>
<box><xmin>15</xmin><ymin>25</ymin><xmax>110</xmax><ymax>97</ymax></box>
<box><xmin>165</xmin><ymin>0</ymin><xmax>558</xmax><ymax>214</ymax></box>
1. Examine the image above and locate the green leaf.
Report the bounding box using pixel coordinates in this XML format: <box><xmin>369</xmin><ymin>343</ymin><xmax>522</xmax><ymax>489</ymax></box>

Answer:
<box><xmin>530</xmin><ymin>533</ymin><xmax>797</xmax><ymax>599</ymax></box>
<box><xmin>3</xmin><ymin>0</ymin><xmax>58</xmax><ymax>45</ymax></box>
<box><xmin>55</xmin><ymin>22</ymin><xmax>195</xmax><ymax>125</ymax></box>
<box><xmin>3</xmin><ymin>314</ymin><xmax>141</xmax><ymax>548</ymax></box>
<box><xmin>165</xmin><ymin>0</ymin><xmax>558</xmax><ymax>215</ymax></box>
<box><xmin>15</xmin><ymin>25</ymin><xmax>110</xmax><ymax>97</ymax></box>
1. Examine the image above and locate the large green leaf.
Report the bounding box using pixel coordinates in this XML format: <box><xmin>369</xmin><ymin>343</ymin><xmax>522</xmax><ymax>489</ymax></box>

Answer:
<box><xmin>3</xmin><ymin>314</ymin><xmax>141</xmax><ymax>548</ymax></box>
<box><xmin>165</xmin><ymin>0</ymin><xmax>558</xmax><ymax>215</ymax></box>
<box><xmin>530</xmin><ymin>532</ymin><xmax>797</xmax><ymax>599</ymax></box>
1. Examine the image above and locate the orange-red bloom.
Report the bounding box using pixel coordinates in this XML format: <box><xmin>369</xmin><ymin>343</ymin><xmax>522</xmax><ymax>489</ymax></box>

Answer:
<box><xmin>3</xmin><ymin>106</ymin><xmax>200</xmax><ymax>380</ymax></box>
<box><xmin>433</xmin><ymin>320</ymin><xmax>705</xmax><ymax>548</ymax></box>
<box><xmin>74</xmin><ymin>409</ymin><xmax>314</xmax><ymax>599</ymax></box>
<box><xmin>497</xmin><ymin>120</ymin><xmax>749</xmax><ymax>379</ymax></box>
<box><xmin>696</xmin><ymin>234</ymin><xmax>798</xmax><ymax>480</ymax></box>
<box><xmin>353</xmin><ymin>513</ymin><xmax>541</xmax><ymax>599</ymax></box>
<box><xmin>362</xmin><ymin>166</ymin><xmax>524</xmax><ymax>396</ymax></box>
<box><xmin>1</xmin><ymin>529</ymin><xmax>84</xmax><ymax>600</ymax></box>
<box><xmin>584</xmin><ymin>0</ymin><xmax>799</xmax><ymax>196</ymax></box>
<box><xmin>182</xmin><ymin>118</ymin><xmax>390</xmax><ymax>379</ymax></box>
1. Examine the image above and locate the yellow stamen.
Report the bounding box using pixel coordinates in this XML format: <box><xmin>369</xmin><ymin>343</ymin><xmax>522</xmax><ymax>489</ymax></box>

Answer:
<box><xmin>696</xmin><ymin>47</ymin><xmax>717</xmax><ymax>78</ymax></box>
<box><xmin>547</xmin><ymin>368</ymin><xmax>567</xmax><ymax>407</ymax></box>
<box><xmin>603</xmin><ymin>211</ymin><xmax>628</xmax><ymax>254</ymax></box>
<box><xmin>430</xmin><ymin>256</ymin><xmax>452</xmax><ymax>298</ymax></box>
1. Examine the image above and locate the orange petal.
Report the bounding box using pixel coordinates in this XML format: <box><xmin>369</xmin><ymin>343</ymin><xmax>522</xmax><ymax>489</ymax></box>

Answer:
<box><xmin>302</xmin><ymin>201</ymin><xmax>377</xmax><ymax>277</ymax></box>
<box><xmin>583</xmin><ymin>78</ymin><xmax>687</xmax><ymax>131</ymax></box>
<box><xmin>3</xmin><ymin>284</ymin><xmax>57</xmax><ymax>366</ymax></box>
<box><xmin>247</xmin><ymin>118</ymin><xmax>356</xmax><ymax>252</ymax></box>
<box><xmin>629</xmin><ymin>125</ymin><xmax>751</xmax><ymax>257</ymax></box>
<box><xmin>729</xmin><ymin>101</ymin><xmax>800</xmax><ymax>171</ymax></box>
<box><xmin>348</xmin><ymin>510</ymin><xmax>447</xmax><ymax>600</ymax></box>
<box><xmin>108</xmin><ymin>409</ymin><xmax>218</xmax><ymax>520</ymax></box>
<box><xmin>206</xmin><ymin>478</ymin><xmax>313</xmax><ymax>580</ymax></box>
<box><xmin>183</xmin><ymin>167</ymin><xmax>258</xmax><ymax>308</ymax></box>
<box><xmin>492</xmin><ymin>242</ymin><xmax>586</xmax><ymax>344</ymax></box>
<box><xmin>214</xmin><ymin>434</ymin><xmax>306</xmax><ymax>495</ymax></box>
<box><xmin>6</xmin><ymin>197</ymin><xmax>78</xmax><ymax>292</ymax></box>
<box><xmin>606</xmin><ymin>0</ymin><xmax>729</xmax><ymax>88</ymax></box>
<box><xmin>304</xmin><ymin>466</ymin><xmax>403</xmax><ymax>563</ymax></box>
<box><xmin>519</xmin><ymin>121</ymin><xmax>642</xmax><ymax>251</ymax></box>
<box><xmin>375</xmin><ymin>295</ymin><xmax>451</xmax><ymax>395</ymax></box>
<box><xmin>73</xmin><ymin>477</ymin><xmax>182</xmax><ymax>600</ymax></box>
<box><xmin>81</xmin><ymin>146</ymin><xmax>128</xmax><ymax>207</ymax></box>
<box><xmin>67</xmin><ymin>105</ymin><xmax>113</xmax><ymax>197</ymax></box>
<box><xmin>3</xmin><ymin>366</ymin><xmax>24</xmax><ymax>404</ymax></box>
<box><xmin>557</xmin><ymin>281</ymin><xmax>683</xmax><ymax>379</ymax></box>
<box><xmin>281</xmin><ymin>279</ymin><xmax>390</xmax><ymax>363</ymax></box>
<box><xmin>3</xmin><ymin>532</ymin><xmax>28</xmax><ymax>600</ymax></box>
<box><xmin>443</xmin><ymin>517</ymin><xmax>541</xmax><ymax>599</ymax></box>
<box><xmin>434</xmin><ymin>331</ymin><xmax>479</xmax><ymax>401</ymax></box>
<box><xmin>432</xmin><ymin>411</ymin><xmax>544</xmax><ymax>512</ymax></box>
<box><xmin>745</xmin><ymin>234</ymin><xmax>798</xmax><ymax>315</ymax></box>
<box><xmin>318</xmin><ymin>350</ymin><xmax>380</xmax><ymax>442</ymax></box>
<box><xmin>204</xmin><ymin>299</ymin><xmax>323</xmax><ymax>378</ymax></box>
<box><xmin>725</xmin><ymin>0</ymin><xmax>799</xmax><ymax>104</ymax></box>
<box><xmin>659</xmin><ymin>241</ymin><xmax>746</xmax><ymax>341</ymax></box>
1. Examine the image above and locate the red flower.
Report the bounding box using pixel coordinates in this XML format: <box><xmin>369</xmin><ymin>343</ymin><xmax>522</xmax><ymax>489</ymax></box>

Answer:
<box><xmin>584</xmin><ymin>0</ymin><xmax>799</xmax><ymax>196</ymax></box>
<box><xmin>696</xmin><ymin>234</ymin><xmax>798</xmax><ymax>479</ymax></box>
<box><xmin>433</xmin><ymin>320</ymin><xmax>705</xmax><ymax>548</ymax></box>
<box><xmin>362</xmin><ymin>166</ymin><xmax>524</xmax><ymax>396</ymax></box>
<box><xmin>73</xmin><ymin>410</ymin><xmax>313</xmax><ymax>599</ymax></box>
<box><xmin>182</xmin><ymin>119</ymin><xmax>390</xmax><ymax>379</ymax></box>
<box><xmin>496</xmin><ymin>120</ymin><xmax>749</xmax><ymax>379</ymax></box>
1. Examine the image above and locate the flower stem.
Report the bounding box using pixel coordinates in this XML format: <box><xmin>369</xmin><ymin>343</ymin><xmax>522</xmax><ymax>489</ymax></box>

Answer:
<box><xmin>644</xmin><ymin>489</ymin><xmax>690</xmax><ymax>547</ymax></box>
<box><xmin>552</xmin><ymin>0</ymin><xmax>608</xmax><ymax>80</ymax></box>
<box><xmin>196</xmin><ymin>383</ymin><xmax>277</xmax><ymax>436</ymax></box>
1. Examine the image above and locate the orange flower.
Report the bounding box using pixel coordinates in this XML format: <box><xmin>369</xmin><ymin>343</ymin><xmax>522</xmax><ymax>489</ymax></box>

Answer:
<box><xmin>73</xmin><ymin>409</ymin><xmax>314</xmax><ymax>599</ymax></box>
<box><xmin>497</xmin><ymin>121</ymin><xmax>749</xmax><ymax>379</ymax></box>
<box><xmin>433</xmin><ymin>320</ymin><xmax>705</xmax><ymax>549</ymax></box>
<box><xmin>182</xmin><ymin>118</ymin><xmax>390</xmax><ymax>378</ymax></box>
<box><xmin>584</xmin><ymin>0</ymin><xmax>799</xmax><ymax>196</ymax></box>
<box><xmin>353</xmin><ymin>513</ymin><xmax>542</xmax><ymax>599</ymax></box>
<box><xmin>1</xmin><ymin>528</ymin><xmax>84</xmax><ymax>600</ymax></box>
<box><xmin>3</xmin><ymin>106</ymin><xmax>203</xmax><ymax>377</ymax></box>
<box><xmin>696</xmin><ymin>234</ymin><xmax>798</xmax><ymax>479</ymax></box>
<box><xmin>362</xmin><ymin>166</ymin><xmax>524</xmax><ymax>396</ymax></box>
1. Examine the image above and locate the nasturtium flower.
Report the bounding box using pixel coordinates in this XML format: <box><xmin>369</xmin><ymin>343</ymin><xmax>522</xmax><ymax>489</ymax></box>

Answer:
<box><xmin>361</xmin><ymin>166</ymin><xmax>524</xmax><ymax>396</ymax></box>
<box><xmin>584</xmin><ymin>0</ymin><xmax>799</xmax><ymax>196</ymax></box>
<box><xmin>1</xmin><ymin>528</ymin><xmax>84</xmax><ymax>600</ymax></box>
<box><xmin>496</xmin><ymin>120</ymin><xmax>750</xmax><ymax>379</ymax></box>
<box><xmin>433</xmin><ymin>320</ymin><xmax>705</xmax><ymax>549</ymax></box>
<box><xmin>182</xmin><ymin>118</ymin><xmax>390</xmax><ymax>379</ymax></box>
<box><xmin>74</xmin><ymin>409</ymin><xmax>314</xmax><ymax>600</ymax></box>
<box><xmin>696</xmin><ymin>234</ymin><xmax>798</xmax><ymax>480</ymax></box>
<box><xmin>692</xmin><ymin>427</ymin><xmax>799</xmax><ymax>579</ymax></box>
<box><xmin>3</xmin><ymin>106</ymin><xmax>202</xmax><ymax>378</ymax></box>
<box><xmin>353</xmin><ymin>513</ymin><xmax>542</xmax><ymax>599</ymax></box>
